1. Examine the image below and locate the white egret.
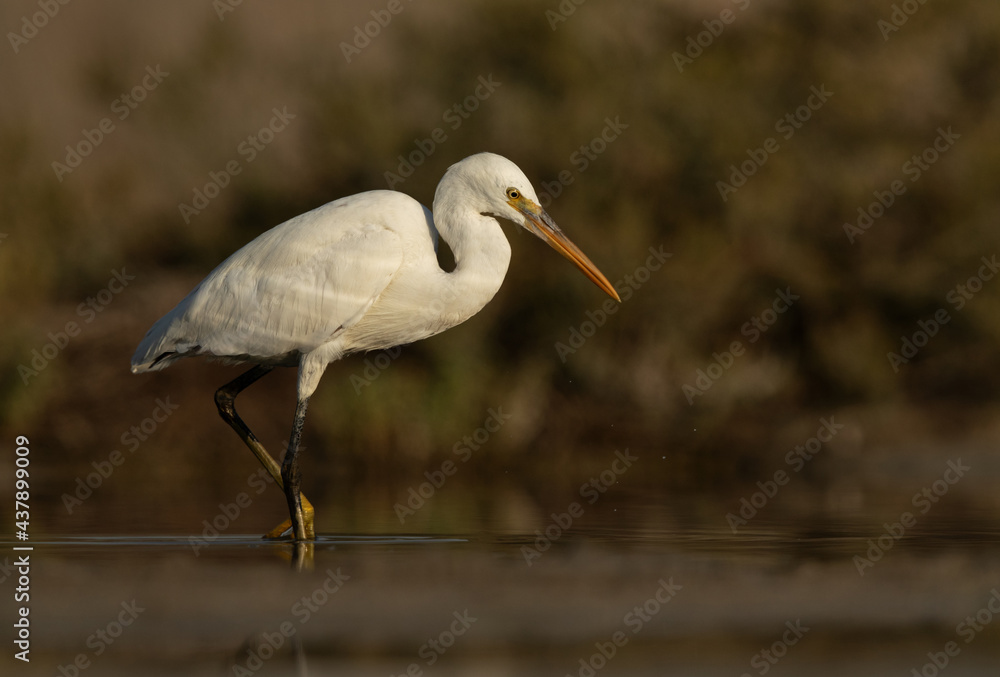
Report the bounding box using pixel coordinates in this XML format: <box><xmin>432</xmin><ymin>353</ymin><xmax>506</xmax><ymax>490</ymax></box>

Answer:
<box><xmin>132</xmin><ymin>152</ymin><xmax>619</xmax><ymax>541</ymax></box>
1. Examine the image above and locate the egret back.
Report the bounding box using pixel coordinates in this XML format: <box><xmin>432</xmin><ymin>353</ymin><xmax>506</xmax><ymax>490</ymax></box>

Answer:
<box><xmin>131</xmin><ymin>191</ymin><xmax>437</xmax><ymax>373</ymax></box>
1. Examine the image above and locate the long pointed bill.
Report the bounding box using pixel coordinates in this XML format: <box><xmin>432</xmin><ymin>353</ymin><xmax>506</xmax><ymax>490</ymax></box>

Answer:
<box><xmin>512</xmin><ymin>197</ymin><xmax>621</xmax><ymax>302</ymax></box>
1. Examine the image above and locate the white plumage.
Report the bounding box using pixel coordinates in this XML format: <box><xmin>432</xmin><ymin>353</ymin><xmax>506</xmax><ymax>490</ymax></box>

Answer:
<box><xmin>132</xmin><ymin>152</ymin><xmax>619</xmax><ymax>540</ymax></box>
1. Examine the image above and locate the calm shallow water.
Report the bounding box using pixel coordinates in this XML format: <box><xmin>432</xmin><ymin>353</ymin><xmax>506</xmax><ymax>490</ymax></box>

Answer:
<box><xmin>6</xmin><ymin>521</ymin><xmax>1000</xmax><ymax>676</ymax></box>
<box><xmin>5</xmin><ymin>440</ymin><xmax>1000</xmax><ymax>675</ymax></box>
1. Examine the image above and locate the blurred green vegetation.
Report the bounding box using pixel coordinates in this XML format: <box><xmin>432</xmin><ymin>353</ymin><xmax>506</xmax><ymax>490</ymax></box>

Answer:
<box><xmin>1</xmin><ymin>0</ymin><xmax>999</xmax><ymax>532</ymax></box>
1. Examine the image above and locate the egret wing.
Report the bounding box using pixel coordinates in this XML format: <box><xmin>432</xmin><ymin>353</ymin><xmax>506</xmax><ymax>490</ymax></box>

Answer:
<box><xmin>132</xmin><ymin>211</ymin><xmax>404</xmax><ymax>370</ymax></box>
<box><xmin>189</xmin><ymin>223</ymin><xmax>403</xmax><ymax>359</ymax></box>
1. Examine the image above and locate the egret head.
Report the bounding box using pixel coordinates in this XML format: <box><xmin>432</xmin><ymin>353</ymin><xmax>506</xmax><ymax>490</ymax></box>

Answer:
<box><xmin>438</xmin><ymin>153</ymin><xmax>621</xmax><ymax>301</ymax></box>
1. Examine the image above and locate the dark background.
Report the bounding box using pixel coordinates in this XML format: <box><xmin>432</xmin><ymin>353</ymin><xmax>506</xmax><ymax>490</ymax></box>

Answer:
<box><xmin>3</xmin><ymin>2</ymin><xmax>1000</xmax><ymax>675</ymax></box>
<box><xmin>1</xmin><ymin>0</ymin><xmax>998</xmax><ymax>535</ymax></box>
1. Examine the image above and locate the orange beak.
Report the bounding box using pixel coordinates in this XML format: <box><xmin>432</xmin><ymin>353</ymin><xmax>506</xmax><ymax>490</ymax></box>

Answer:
<box><xmin>511</xmin><ymin>196</ymin><xmax>620</xmax><ymax>302</ymax></box>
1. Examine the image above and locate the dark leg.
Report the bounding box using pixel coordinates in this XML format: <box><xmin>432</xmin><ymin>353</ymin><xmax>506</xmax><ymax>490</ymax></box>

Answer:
<box><xmin>281</xmin><ymin>397</ymin><xmax>310</xmax><ymax>541</ymax></box>
<box><xmin>215</xmin><ymin>366</ymin><xmax>315</xmax><ymax>539</ymax></box>
<box><xmin>215</xmin><ymin>366</ymin><xmax>280</xmax><ymax>481</ymax></box>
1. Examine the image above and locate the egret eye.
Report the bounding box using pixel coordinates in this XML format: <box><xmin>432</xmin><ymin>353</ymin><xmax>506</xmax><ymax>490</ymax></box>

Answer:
<box><xmin>506</xmin><ymin>188</ymin><xmax>520</xmax><ymax>200</ymax></box>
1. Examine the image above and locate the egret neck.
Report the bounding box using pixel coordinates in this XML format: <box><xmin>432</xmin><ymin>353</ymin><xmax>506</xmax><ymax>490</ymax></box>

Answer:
<box><xmin>429</xmin><ymin>188</ymin><xmax>513</xmax><ymax>328</ymax></box>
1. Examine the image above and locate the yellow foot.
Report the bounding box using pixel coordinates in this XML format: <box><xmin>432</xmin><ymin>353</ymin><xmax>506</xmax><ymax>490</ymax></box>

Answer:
<box><xmin>264</xmin><ymin>519</ymin><xmax>293</xmax><ymax>539</ymax></box>
<box><xmin>263</xmin><ymin>498</ymin><xmax>316</xmax><ymax>540</ymax></box>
